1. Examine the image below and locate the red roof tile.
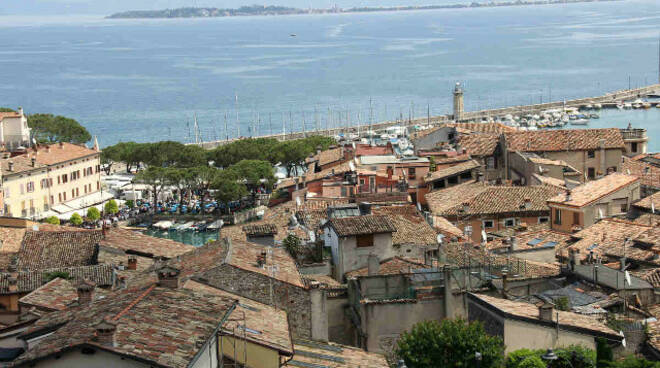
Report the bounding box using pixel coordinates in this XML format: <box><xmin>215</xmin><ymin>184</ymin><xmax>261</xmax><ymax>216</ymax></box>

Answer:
<box><xmin>504</xmin><ymin>128</ymin><xmax>625</xmax><ymax>152</ymax></box>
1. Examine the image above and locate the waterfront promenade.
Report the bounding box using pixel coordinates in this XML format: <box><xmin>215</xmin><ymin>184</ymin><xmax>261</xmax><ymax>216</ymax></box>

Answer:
<box><xmin>195</xmin><ymin>83</ymin><xmax>660</xmax><ymax>149</ymax></box>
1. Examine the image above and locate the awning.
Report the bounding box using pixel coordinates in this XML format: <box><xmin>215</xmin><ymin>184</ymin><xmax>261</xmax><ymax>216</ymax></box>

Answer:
<box><xmin>50</xmin><ymin>191</ymin><xmax>116</xmax><ymax>214</ymax></box>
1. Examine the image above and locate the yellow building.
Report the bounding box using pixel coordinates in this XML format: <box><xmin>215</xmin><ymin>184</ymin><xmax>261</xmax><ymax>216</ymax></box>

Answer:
<box><xmin>1</xmin><ymin>142</ymin><xmax>101</xmax><ymax>219</ymax></box>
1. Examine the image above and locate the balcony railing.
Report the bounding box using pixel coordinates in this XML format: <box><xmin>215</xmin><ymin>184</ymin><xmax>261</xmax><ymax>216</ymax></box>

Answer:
<box><xmin>620</xmin><ymin>128</ymin><xmax>647</xmax><ymax>140</ymax></box>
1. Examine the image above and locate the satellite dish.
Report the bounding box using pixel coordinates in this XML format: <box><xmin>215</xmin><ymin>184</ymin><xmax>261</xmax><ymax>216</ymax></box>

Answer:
<box><xmin>348</xmin><ymin>161</ymin><xmax>356</xmax><ymax>171</ymax></box>
<box><xmin>436</xmin><ymin>234</ymin><xmax>445</xmax><ymax>244</ymax></box>
<box><xmin>626</xmin><ymin>169</ymin><xmax>631</xmax><ymax>175</ymax></box>
<box><xmin>352</xmin><ymin>142</ymin><xmax>356</xmax><ymax>149</ymax></box>
<box><xmin>416</xmin><ymin>202</ymin><xmax>422</xmax><ymax>211</ymax></box>
<box><xmin>295</xmin><ymin>196</ymin><xmax>302</xmax><ymax>207</ymax></box>
<box><xmin>538</xmin><ymin>166</ymin><xmax>543</xmax><ymax>173</ymax></box>
<box><xmin>624</xmin><ymin>270</ymin><xmax>631</xmax><ymax>286</ymax></box>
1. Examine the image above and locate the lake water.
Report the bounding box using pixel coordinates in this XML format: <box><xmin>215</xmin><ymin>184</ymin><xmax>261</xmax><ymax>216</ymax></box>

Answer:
<box><xmin>0</xmin><ymin>0</ymin><xmax>659</xmax><ymax>150</ymax></box>
<box><xmin>142</xmin><ymin>228</ymin><xmax>219</xmax><ymax>246</ymax></box>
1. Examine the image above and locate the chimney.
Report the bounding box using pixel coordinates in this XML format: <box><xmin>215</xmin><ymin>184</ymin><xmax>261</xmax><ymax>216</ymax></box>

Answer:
<box><xmin>8</xmin><ymin>275</ymin><xmax>17</xmax><ymax>293</ymax></box>
<box><xmin>538</xmin><ymin>302</ymin><xmax>554</xmax><ymax>322</ymax></box>
<box><xmin>76</xmin><ymin>279</ymin><xmax>95</xmax><ymax>305</ymax></box>
<box><xmin>570</xmin><ymin>249</ymin><xmax>581</xmax><ymax>270</ymax></box>
<box><xmin>30</xmin><ymin>157</ymin><xmax>36</xmax><ymax>167</ymax></box>
<box><xmin>511</xmin><ymin>236</ymin><xmax>519</xmax><ymax>251</ymax></box>
<box><xmin>7</xmin><ymin>161</ymin><xmax>13</xmax><ymax>172</ymax></box>
<box><xmin>367</xmin><ymin>254</ymin><xmax>380</xmax><ymax>276</ymax></box>
<box><xmin>523</xmin><ymin>198</ymin><xmax>531</xmax><ymax>210</ymax></box>
<box><xmin>93</xmin><ymin>318</ymin><xmax>117</xmax><ymax>347</ymax></box>
<box><xmin>127</xmin><ymin>256</ymin><xmax>137</xmax><ymax>271</ymax></box>
<box><xmin>256</xmin><ymin>250</ymin><xmax>267</xmax><ymax>268</ymax></box>
<box><xmin>156</xmin><ymin>265</ymin><xmax>181</xmax><ymax>288</ymax></box>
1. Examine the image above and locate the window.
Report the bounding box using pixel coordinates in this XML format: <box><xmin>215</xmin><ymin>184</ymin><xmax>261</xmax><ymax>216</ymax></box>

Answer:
<box><xmin>460</xmin><ymin>171</ymin><xmax>472</xmax><ymax>180</ymax></box>
<box><xmin>75</xmin><ymin>188</ymin><xmax>79</xmax><ymax>197</ymax></box>
<box><xmin>448</xmin><ymin>176</ymin><xmax>458</xmax><ymax>185</ymax></box>
<box><xmin>631</xmin><ymin>142</ymin><xmax>638</xmax><ymax>152</ymax></box>
<box><xmin>587</xmin><ymin>151</ymin><xmax>595</xmax><ymax>158</ymax></box>
<box><xmin>482</xmin><ymin>220</ymin><xmax>494</xmax><ymax>229</ymax></box>
<box><xmin>341</xmin><ymin>187</ymin><xmax>347</xmax><ymax>197</ymax></box>
<box><xmin>620</xmin><ymin>203</ymin><xmax>627</xmax><ymax>213</ymax></box>
<box><xmin>554</xmin><ymin>208</ymin><xmax>562</xmax><ymax>225</ymax></box>
<box><xmin>504</xmin><ymin>218</ymin><xmax>516</xmax><ymax>227</ymax></box>
<box><xmin>587</xmin><ymin>167</ymin><xmax>595</xmax><ymax>179</ymax></box>
<box><xmin>58</xmin><ymin>193</ymin><xmax>62</xmax><ymax>202</ymax></box>
<box><xmin>359</xmin><ymin>178</ymin><xmax>365</xmax><ymax>185</ymax></box>
<box><xmin>97</xmin><ymin>181</ymin><xmax>100</xmax><ymax>190</ymax></box>
<box><xmin>356</xmin><ymin>234</ymin><xmax>374</xmax><ymax>247</ymax></box>
<box><xmin>71</xmin><ymin>189</ymin><xmax>75</xmax><ymax>198</ymax></box>
<box><xmin>486</xmin><ymin>157</ymin><xmax>496</xmax><ymax>169</ymax></box>
<box><xmin>538</xmin><ymin>217</ymin><xmax>549</xmax><ymax>224</ymax></box>
<box><xmin>26</xmin><ymin>182</ymin><xmax>34</xmax><ymax>193</ymax></box>
<box><xmin>408</xmin><ymin>168</ymin><xmax>416</xmax><ymax>180</ymax></box>
<box><xmin>572</xmin><ymin>212</ymin><xmax>580</xmax><ymax>225</ymax></box>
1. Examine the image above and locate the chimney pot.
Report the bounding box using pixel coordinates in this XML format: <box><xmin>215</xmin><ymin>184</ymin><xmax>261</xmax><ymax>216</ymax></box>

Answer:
<box><xmin>127</xmin><ymin>256</ymin><xmax>137</xmax><ymax>271</ymax></box>
<box><xmin>93</xmin><ymin>318</ymin><xmax>117</xmax><ymax>346</ymax></box>
<box><xmin>523</xmin><ymin>198</ymin><xmax>531</xmax><ymax>210</ymax></box>
<box><xmin>31</xmin><ymin>157</ymin><xmax>36</xmax><ymax>167</ymax></box>
<box><xmin>538</xmin><ymin>302</ymin><xmax>554</xmax><ymax>322</ymax></box>
<box><xmin>156</xmin><ymin>265</ymin><xmax>181</xmax><ymax>288</ymax></box>
<box><xmin>7</xmin><ymin>161</ymin><xmax>13</xmax><ymax>172</ymax></box>
<box><xmin>76</xmin><ymin>279</ymin><xmax>95</xmax><ymax>305</ymax></box>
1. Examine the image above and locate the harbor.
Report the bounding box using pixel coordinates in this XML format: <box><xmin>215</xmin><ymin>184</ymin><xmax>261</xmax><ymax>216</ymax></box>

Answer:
<box><xmin>195</xmin><ymin>83</ymin><xmax>660</xmax><ymax>150</ymax></box>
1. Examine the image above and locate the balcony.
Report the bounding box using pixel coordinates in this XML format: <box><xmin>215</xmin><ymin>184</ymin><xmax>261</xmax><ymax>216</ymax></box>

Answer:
<box><xmin>620</xmin><ymin>128</ymin><xmax>647</xmax><ymax>141</ymax></box>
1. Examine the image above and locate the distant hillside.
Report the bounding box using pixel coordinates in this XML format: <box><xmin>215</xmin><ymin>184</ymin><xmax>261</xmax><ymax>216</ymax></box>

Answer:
<box><xmin>107</xmin><ymin>0</ymin><xmax>620</xmax><ymax>19</ymax></box>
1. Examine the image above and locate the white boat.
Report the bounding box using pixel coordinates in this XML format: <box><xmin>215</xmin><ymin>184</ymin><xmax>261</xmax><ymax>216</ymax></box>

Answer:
<box><xmin>657</xmin><ymin>104</ymin><xmax>660</xmax><ymax>109</ymax></box>
<box><xmin>594</xmin><ymin>103</ymin><xmax>602</xmax><ymax>109</ymax></box>
<box><xmin>380</xmin><ymin>134</ymin><xmax>389</xmax><ymax>140</ymax></box>
<box><xmin>616</xmin><ymin>103</ymin><xmax>624</xmax><ymax>110</ymax></box>
<box><xmin>624</xmin><ymin>103</ymin><xmax>633</xmax><ymax>109</ymax></box>
<box><xmin>571</xmin><ymin>119</ymin><xmax>589</xmax><ymax>125</ymax></box>
<box><xmin>642</xmin><ymin>102</ymin><xmax>652</xmax><ymax>109</ymax></box>
<box><xmin>633</xmin><ymin>103</ymin><xmax>642</xmax><ymax>109</ymax></box>
<box><xmin>348</xmin><ymin>133</ymin><xmax>359</xmax><ymax>140</ymax></box>
<box><xmin>174</xmin><ymin>221</ymin><xmax>195</xmax><ymax>231</ymax></box>
<box><xmin>206</xmin><ymin>219</ymin><xmax>224</xmax><ymax>231</ymax></box>
<box><xmin>402</xmin><ymin>149</ymin><xmax>414</xmax><ymax>156</ymax></box>
<box><xmin>153</xmin><ymin>220</ymin><xmax>174</xmax><ymax>230</ymax></box>
<box><xmin>584</xmin><ymin>104</ymin><xmax>593</xmax><ymax>110</ymax></box>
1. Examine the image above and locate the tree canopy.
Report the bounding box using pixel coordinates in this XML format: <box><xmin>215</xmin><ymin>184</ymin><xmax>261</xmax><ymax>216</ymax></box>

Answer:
<box><xmin>396</xmin><ymin>319</ymin><xmax>504</xmax><ymax>368</ymax></box>
<box><xmin>69</xmin><ymin>213</ymin><xmax>83</xmax><ymax>226</ymax></box>
<box><xmin>28</xmin><ymin>114</ymin><xmax>92</xmax><ymax>144</ymax></box>
<box><xmin>86</xmin><ymin>207</ymin><xmax>101</xmax><ymax>221</ymax></box>
<box><xmin>0</xmin><ymin>107</ymin><xmax>15</xmax><ymax>112</ymax></box>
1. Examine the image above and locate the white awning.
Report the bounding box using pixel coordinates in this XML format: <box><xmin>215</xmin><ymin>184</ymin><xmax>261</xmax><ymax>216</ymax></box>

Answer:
<box><xmin>49</xmin><ymin>191</ymin><xmax>116</xmax><ymax>214</ymax></box>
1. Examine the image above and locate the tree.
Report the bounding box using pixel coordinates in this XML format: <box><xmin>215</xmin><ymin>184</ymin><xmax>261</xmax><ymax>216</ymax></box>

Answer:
<box><xmin>209</xmin><ymin>138</ymin><xmax>278</xmax><ymax>168</ymax></box>
<box><xmin>44</xmin><ymin>216</ymin><xmax>60</xmax><ymax>225</ymax></box>
<box><xmin>70</xmin><ymin>213</ymin><xmax>83</xmax><ymax>226</ymax></box>
<box><xmin>606</xmin><ymin>355</ymin><xmax>660</xmax><ymax>368</ymax></box>
<box><xmin>135</xmin><ymin>167</ymin><xmax>169</xmax><ymax>209</ymax></box>
<box><xmin>28</xmin><ymin>114</ymin><xmax>92</xmax><ymax>144</ymax></box>
<box><xmin>104</xmin><ymin>199</ymin><xmax>119</xmax><ymax>215</ymax></box>
<box><xmin>43</xmin><ymin>271</ymin><xmax>70</xmax><ymax>282</ymax></box>
<box><xmin>507</xmin><ymin>347</ymin><xmax>596</xmax><ymax>368</ymax></box>
<box><xmin>596</xmin><ymin>337</ymin><xmax>613</xmax><ymax>368</ymax></box>
<box><xmin>396</xmin><ymin>319</ymin><xmax>504</xmax><ymax>368</ymax></box>
<box><xmin>210</xmin><ymin>173</ymin><xmax>248</xmax><ymax>207</ymax></box>
<box><xmin>86</xmin><ymin>207</ymin><xmax>101</xmax><ymax>221</ymax></box>
<box><xmin>227</xmin><ymin>160</ymin><xmax>275</xmax><ymax>190</ymax></box>
<box><xmin>0</xmin><ymin>107</ymin><xmax>15</xmax><ymax>112</ymax></box>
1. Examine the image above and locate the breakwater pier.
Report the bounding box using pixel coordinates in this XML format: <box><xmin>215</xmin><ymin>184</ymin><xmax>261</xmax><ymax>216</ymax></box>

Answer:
<box><xmin>195</xmin><ymin>83</ymin><xmax>660</xmax><ymax>149</ymax></box>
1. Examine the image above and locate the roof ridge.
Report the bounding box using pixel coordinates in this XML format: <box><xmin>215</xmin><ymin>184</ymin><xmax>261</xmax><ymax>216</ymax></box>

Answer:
<box><xmin>111</xmin><ymin>284</ymin><xmax>156</xmax><ymax>322</ymax></box>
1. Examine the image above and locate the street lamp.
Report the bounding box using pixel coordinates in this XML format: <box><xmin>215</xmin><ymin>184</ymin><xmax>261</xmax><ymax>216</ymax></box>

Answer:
<box><xmin>542</xmin><ymin>349</ymin><xmax>558</xmax><ymax>367</ymax></box>
<box><xmin>475</xmin><ymin>351</ymin><xmax>483</xmax><ymax>368</ymax></box>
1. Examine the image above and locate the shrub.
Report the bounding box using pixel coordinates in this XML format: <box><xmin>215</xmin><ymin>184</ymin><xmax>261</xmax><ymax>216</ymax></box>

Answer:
<box><xmin>104</xmin><ymin>199</ymin><xmax>119</xmax><ymax>214</ymax></box>
<box><xmin>86</xmin><ymin>207</ymin><xmax>101</xmax><ymax>221</ymax></box>
<box><xmin>70</xmin><ymin>213</ymin><xmax>83</xmax><ymax>226</ymax></box>
<box><xmin>519</xmin><ymin>356</ymin><xmax>546</xmax><ymax>368</ymax></box>
<box><xmin>44</xmin><ymin>216</ymin><xmax>60</xmax><ymax>225</ymax></box>
<box><xmin>43</xmin><ymin>271</ymin><xmax>70</xmax><ymax>282</ymax></box>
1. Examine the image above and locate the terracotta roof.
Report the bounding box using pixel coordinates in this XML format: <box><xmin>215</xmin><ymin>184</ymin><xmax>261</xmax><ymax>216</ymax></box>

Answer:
<box><xmin>0</xmin><ymin>154</ymin><xmax>47</xmax><ymax>175</ymax></box>
<box><xmin>432</xmin><ymin>216</ymin><xmax>464</xmax><ymax>238</ymax></box>
<box><xmin>19</xmin><ymin>277</ymin><xmax>82</xmax><ymax>311</ymax></box>
<box><xmin>354</xmin><ymin>144</ymin><xmax>393</xmax><ymax>157</ymax></box>
<box><xmin>354</xmin><ymin>191</ymin><xmax>409</xmax><ymax>204</ymax></box>
<box><xmin>30</xmin><ymin>143</ymin><xmax>99</xmax><ymax>165</ymax></box>
<box><xmin>0</xmin><ymin>264</ymin><xmax>113</xmax><ymax>294</ymax></box>
<box><xmin>635</xmin><ymin>227</ymin><xmax>660</xmax><ymax>247</ymax></box>
<box><xmin>622</xmin><ymin>155</ymin><xmax>660</xmax><ymax>190</ymax></box>
<box><xmin>371</xmin><ymin>205</ymin><xmax>438</xmax><ymax>247</ymax></box>
<box><xmin>14</xmin><ymin>283</ymin><xmax>237</xmax><ymax>368</ymax></box>
<box><xmin>183</xmin><ymin>280</ymin><xmax>294</xmax><ymax>355</ymax></box>
<box><xmin>547</xmin><ymin>173</ymin><xmax>639</xmax><ymax>207</ymax></box>
<box><xmin>458</xmin><ymin>134</ymin><xmax>499</xmax><ymax>157</ymax></box>
<box><xmin>636</xmin><ymin>269</ymin><xmax>660</xmax><ymax>289</ymax></box>
<box><xmin>0</xmin><ymin>223</ymin><xmax>94</xmax><ymax>256</ymax></box>
<box><xmin>424</xmin><ymin>159</ymin><xmax>480</xmax><ymax>184</ymax></box>
<box><xmin>470</xmin><ymin>293</ymin><xmax>621</xmax><ymax>338</ymax></box>
<box><xmin>286</xmin><ymin>339</ymin><xmax>388</xmax><ymax>368</ymax></box>
<box><xmin>504</xmin><ymin>128</ymin><xmax>625</xmax><ymax>152</ymax></box>
<box><xmin>487</xmin><ymin>226</ymin><xmax>572</xmax><ymax>253</ymax></box>
<box><xmin>427</xmin><ymin>182</ymin><xmax>561</xmax><ymax>217</ymax></box>
<box><xmin>317</xmin><ymin>147</ymin><xmax>344</xmax><ymax>166</ymax></box>
<box><xmin>277</xmin><ymin>162</ymin><xmax>353</xmax><ymax>189</ymax></box>
<box><xmin>633</xmin><ymin>191</ymin><xmax>660</xmax><ymax>211</ymax></box>
<box><xmin>222</xmin><ymin>200</ymin><xmax>314</xmax><ymax>242</ymax></box>
<box><xmin>442</xmin><ymin>122</ymin><xmax>517</xmax><ymax>134</ymax></box>
<box><xmin>0</xmin><ymin>111</ymin><xmax>21</xmax><ymax>120</ymax></box>
<box><xmin>301</xmin><ymin>274</ymin><xmax>343</xmax><ymax>289</ymax></box>
<box><xmin>324</xmin><ymin>215</ymin><xmax>396</xmax><ymax>237</ymax></box>
<box><xmin>345</xmin><ymin>257</ymin><xmax>431</xmax><ymax>278</ymax></box>
<box><xmin>99</xmin><ymin>228</ymin><xmax>194</xmax><ymax>259</ymax></box>
<box><xmin>632</xmin><ymin>213</ymin><xmax>660</xmax><ymax>227</ymax></box>
<box><xmin>18</xmin><ymin>230</ymin><xmax>102</xmax><ymax>270</ymax></box>
<box><xmin>648</xmin><ymin>321</ymin><xmax>660</xmax><ymax>353</ymax></box>
<box><xmin>242</xmin><ymin>223</ymin><xmax>278</xmax><ymax>237</ymax></box>
<box><xmin>98</xmin><ymin>247</ymin><xmax>154</xmax><ymax>272</ymax></box>
<box><xmin>531</xmin><ymin>173</ymin><xmax>568</xmax><ymax>190</ymax></box>
<box><xmin>567</xmin><ymin>219</ymin><xmax>655</xmax><ymax>263</ymax></box>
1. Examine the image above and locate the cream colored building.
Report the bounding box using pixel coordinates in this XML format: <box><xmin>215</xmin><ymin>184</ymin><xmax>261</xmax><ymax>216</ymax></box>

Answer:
<box><xmin>0</xmin><ymin>108</ymin><xmax>31</xmax><ymax>151</ymax></box>
<box><xmin>1</xmin><ymin>142</ymin><xmax>101</xmax><ymax>219</ymax></box>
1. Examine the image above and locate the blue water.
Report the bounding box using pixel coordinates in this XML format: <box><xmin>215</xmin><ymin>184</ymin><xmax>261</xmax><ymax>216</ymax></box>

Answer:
<box><xmin>0</xmin><ymin>0</ymin><xmax>659</xmax><ymax>149</ymax></box>
<box><xmin>142</xmin><ymin>228</ymin><xmax>219</xmax><ymax>246</ymax></box>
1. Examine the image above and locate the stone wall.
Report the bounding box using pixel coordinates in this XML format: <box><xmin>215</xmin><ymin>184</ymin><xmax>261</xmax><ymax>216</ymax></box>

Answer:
<box><xmin>200</xmin><ymin>264</ymin><xmax>312</xmax><ymax>339</ymax></box>
<box><xmin>468</xmin><ymin>299</ymin><xmax>504</xmax><ymax>338</ymax></box>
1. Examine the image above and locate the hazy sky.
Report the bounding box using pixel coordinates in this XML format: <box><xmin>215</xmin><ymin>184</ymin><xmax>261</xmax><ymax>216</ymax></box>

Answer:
<box><xmin>0</xmin><ymin>0</ymin><xmax>464</xmax><ymax>15</ymax></box>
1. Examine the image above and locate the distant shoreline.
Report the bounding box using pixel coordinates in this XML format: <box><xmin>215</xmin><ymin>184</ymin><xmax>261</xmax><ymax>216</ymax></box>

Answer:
<box><xmin>107</xmin><ymin>0</ymin><xmax>620</xmax><ymax>19</ymax></box>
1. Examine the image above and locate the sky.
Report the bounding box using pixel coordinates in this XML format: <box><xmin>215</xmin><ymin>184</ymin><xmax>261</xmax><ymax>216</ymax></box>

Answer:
<box><xmin>0</xmin><ymin>0</ymin><xmax>465</xmax><ymax>15</ymax></box>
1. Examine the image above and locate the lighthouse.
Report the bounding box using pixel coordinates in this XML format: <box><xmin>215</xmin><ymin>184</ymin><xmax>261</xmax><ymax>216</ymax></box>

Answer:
<box><xmin>453</xmin><ymin>82</ymin><xmax>464</xmax><ymax>122</ymax></box>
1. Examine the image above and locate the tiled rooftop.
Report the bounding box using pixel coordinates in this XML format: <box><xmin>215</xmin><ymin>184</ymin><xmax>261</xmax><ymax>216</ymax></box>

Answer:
<box><xmin>458</xmin><ymin>134</ymin><xmax>499</xmax><ymax>157</ymax></box>
<box><xmin>547</xmin><ymin>173</ymin><xmax>639</xmax><ymax>207</ymax></box>
<box><xmin>504</xmin><ymin>128</ymin><xmax>625</xmax><ymax>152</ymax></box>
<box><xmin>0</xmin><ymin>154</ymin><xmax>47</xmax><ymax>175</ymax></box>
<box><xmin>371</xmin><ymin>205</ymin><xmax>438</xmax><ymax>247</ymax></box>
<box><xmin>14</xmin><ymin>282</ymin><xmax>237</xmax><ymax>368</ymax></box>
<box><xmin>0</xmin><ymin>264</ymin><xmax>113</xmax><ymax>294</ymax></box>
<box><xmin>99</xmin><ymin>227</ymin><xmax>194</xmax><ymax>259</ymax></box>
<box><xmin>470</xmin><ymin>293</ymin><xmax>621</xmax><ymax>338</ymax></box>
<box><xmin>18</xmin><ymin>230</ymin><xmax>103</xmax><ymax>270</ymax></box>
<box><xmin>183</xmin><ymin>279</ymin><xmax>294</xmax><ymax>355</ymax></box>
<box><xmin>426</xmin><ymin>182</ymin><xmax>561</xmax><ymax>217</ymax></box>
<box><xmin>286</xmin><ymin>339</ymin><xmax>388</xmax><ymax>368</ymax></box>
<box><xmin>622</xmin><ymin>155</ymin><xmax>660</xmax><ymax>190</ymax></box>
<box><xmin>632</xmin><ymin>213</ymin><xmax>660</xmax><ymax>227</ymax></box>
<box><xmin>345</xmin><ymin>257</ymin><xmax>431</xmax><ymax>278</ymax></box>
<box><xmin>277</xmin><ymin>162</ymin><xmax>353</xmax><ymax>189</ymax></box>
<box><xmin>317</xmin><ymin>147</ymin><xmax>345</xmax><ymax>166</ymax></box>
<box><xmin>648</xmin><ymin>321</ymin><xmax>660</xmax><ymax>354</ymax></box>
<box><xmin>0</xmin><ymin>111</ymin><xmax>21</xmax><ymax>120</ymax></box>
<box><xmin>531</xmin><ymin>173</ymin><xmax>568</xmax><ymax>190</ymax></box>
<box><xmin>31</xmin><ymin>142</ymin><xmax>99</xmax><ymax>165</ymax></box>
<box><xmin>242</xmin><ymin>223</ymin><xmax>278</xmax><ymax>237</ymax></box>
<box><xmin>19</xmin><ymin>277</ymin><xmax>82</xmax><ymax>311</ymax></box>
<box><xmin>222</xmin><ymin>200</ymin><xmax>314</xmax><ymax>242</ymax></box>
<box><xmin>354</xmin><ymin>191</ymin><xmax>409</xmax><ymax>204</ymax></box>
<box><xmin>633</xmin><ymin>191</ymin><xmax>660</xmax><ymax>211</ymax></box>
<box><xmin>443</xmin><ymin>122</ymin><xmax>517</xmax><ymax>134</ymax></box>
<box><xmin>567</xmin><ymin>219</ymin><xmax>655</xmax><ymax>263</ymax></box>
<box><xmin>324</xmin><ymin>215</ymin><xmax>397</xmax><ymax>237</ymax></box>
<box><xmin>423</xmin><ymin>159</ymin><xmax>480</xmax><ymax>184</ymax></box>
<box><xmin>432</xmin><ymin>216</ymin><xmax>464</xmax><ymax>238</ymax></box>
<box><xmin>487</xmin><ymin>226</ymin><xmax>572</xmax><ymax>253</ymax></box>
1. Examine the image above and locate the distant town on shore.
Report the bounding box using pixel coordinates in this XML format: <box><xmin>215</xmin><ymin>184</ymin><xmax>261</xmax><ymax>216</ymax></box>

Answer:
<box><xmin>106</xmin><ymin>0</ymin><xmax>618</xmax><ymax>19</ymax></box>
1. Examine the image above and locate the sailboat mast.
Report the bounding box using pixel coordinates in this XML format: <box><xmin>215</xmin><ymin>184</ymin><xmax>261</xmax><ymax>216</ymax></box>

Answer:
<box><xmin>235</xmin><ymin>94</ymin><xmax>240</xmax><ymax>138</ymax></box>
<box><xmin>224</xmin><ymin>111</ymin><xmax>228</xmax><ymax>141</ymax></box>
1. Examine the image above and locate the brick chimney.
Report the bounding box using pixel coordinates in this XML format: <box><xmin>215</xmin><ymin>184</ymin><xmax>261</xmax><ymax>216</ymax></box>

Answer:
<box><xmin>76</xmin><ymin>279</ymin><xmax>95</xmax><ymax>305</ymax></box>
<box><xmin>538</xmin><ymin>302</ymin><xmax>554</xmax><ymax>322</ymax></box>
<box><xmin>127</xmin><ymin>256</ymin><xmax>137</xmax><ymax>271</ymax></box>
<box><xmin>156</xmin><ymin>265</ymin><xmax>181</xmax><ymax>288</ymax></box>
<box><xmin>30</xmin><ymin>157</ymin><xmax>36</xmax><ymax>167</ymax></box>
<box><xmin>7</xmin><ymin>161</ymin><xmax>13</xmax><ymax>172</ymax></box>
<box><xmin>523</xmin><ymin>198</ymin><xmax>531</xmax><ymax>210</ymax></box>
<box><xmin>93</xmin><ymin>318</ymin><xmax>117</xmax><ymax>347</ymax></box>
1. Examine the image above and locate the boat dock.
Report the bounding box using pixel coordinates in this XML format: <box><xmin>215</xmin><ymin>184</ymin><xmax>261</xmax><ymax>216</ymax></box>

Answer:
<box><xmin>194</xmin><ymin>83</ymin><xmax>660</xmax><ymax>149</ymax></box>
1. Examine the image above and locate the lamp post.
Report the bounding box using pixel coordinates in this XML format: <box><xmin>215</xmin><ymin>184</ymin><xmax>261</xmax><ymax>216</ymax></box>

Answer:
<box><xmin>475</xmin><ymin>351</ymin><xmax>483</xmax><ymax>368</ymax></box>
<box><xmin>541</xmin><ymin>348</ymin><xmax>558</xmax><ymax>368</ymax></box>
